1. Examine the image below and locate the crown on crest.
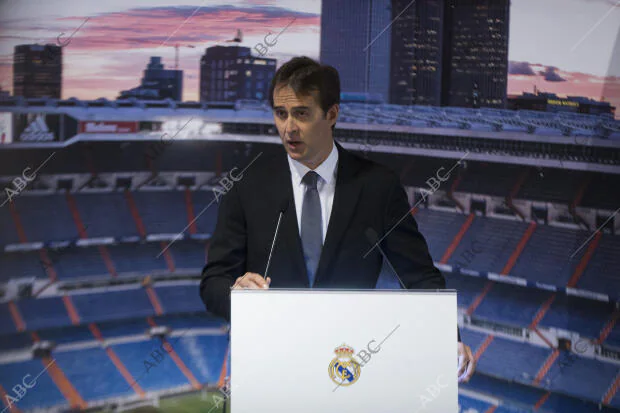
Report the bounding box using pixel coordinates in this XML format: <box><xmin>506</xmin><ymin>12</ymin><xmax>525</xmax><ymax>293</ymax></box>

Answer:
<box><xmin>334</xmin><ymin>344</ymin><xmax>354</xmax><ymax>357</ymax></box>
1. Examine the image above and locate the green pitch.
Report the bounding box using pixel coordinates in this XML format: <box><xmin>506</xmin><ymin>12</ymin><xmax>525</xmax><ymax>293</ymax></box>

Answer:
<box><xmin>128</xmin><ymin>391</ymin><xmax>230</xmax><ymax>413</ymax></box>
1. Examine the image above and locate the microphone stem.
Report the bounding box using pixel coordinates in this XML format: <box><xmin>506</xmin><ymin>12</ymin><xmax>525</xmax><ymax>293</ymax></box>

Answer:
<box><xmin>264</xmin><ymin>211</ymin><xmax>284</xmax><ymax>279</ymax></box>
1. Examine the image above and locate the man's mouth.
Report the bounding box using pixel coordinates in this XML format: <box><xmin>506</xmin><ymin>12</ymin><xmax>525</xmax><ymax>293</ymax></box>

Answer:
<box><xmin>286</xmin><ymin>140</ymin><xmax>303</xmax><ymax>149</ymax></box>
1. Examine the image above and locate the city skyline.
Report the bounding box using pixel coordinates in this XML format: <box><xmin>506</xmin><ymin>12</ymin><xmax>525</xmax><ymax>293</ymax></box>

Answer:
<box><xmin>0</xmin><ymin>0</ymin><xmax>618</xmax><ymax>115</ymax></box>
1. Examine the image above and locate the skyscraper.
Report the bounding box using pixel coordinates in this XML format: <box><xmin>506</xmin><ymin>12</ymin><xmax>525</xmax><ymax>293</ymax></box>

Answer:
<box><xmin>200</xmin><ymin>45</ymin><xmax>275</xmax><ymax>102</ymax></box>
<box><xmin>389</xmin><ymin>0</ymin><xmax>510</xmax><ymax>108</ymax></box>
<box><xmin>390</xmin><ymin>0</ymin><xmax>444</xmax><ymax>106</ymax></box>
<box><xmin>320</xmin><ymin>0</ymin><xmax>392</xmax><ymax>102</ymax></box>
<box><xmin>13</xmin><ymin>44</ymin><xmax>62</xmax><ymax>99</ymax></box>
<box><xmin>441</xmin><ymin>0</ymin><xmax>510</xmax><ymax>108</ymax></box>
<box><xmin>118</xmin><ymin>57</ymin><xmax>182</xmax><ymax>101</ymax></box>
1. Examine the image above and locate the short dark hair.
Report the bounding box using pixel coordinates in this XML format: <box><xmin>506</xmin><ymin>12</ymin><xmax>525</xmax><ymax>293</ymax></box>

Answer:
<box><xmin>269</xmin><ymin>56</ymin><xmax>340</xmax><ymax>131</ymax></box>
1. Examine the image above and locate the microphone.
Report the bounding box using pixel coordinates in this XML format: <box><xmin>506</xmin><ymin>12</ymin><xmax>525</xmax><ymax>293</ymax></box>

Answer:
<box><xmin>264</xmin><ymin>198</ymin><xmax>290</xmax><ymax>280</ymax></box>
<box><xmin>365</xmin><ymin>227</ymin><xmax>407</xmax><ymax>289</ymax></box>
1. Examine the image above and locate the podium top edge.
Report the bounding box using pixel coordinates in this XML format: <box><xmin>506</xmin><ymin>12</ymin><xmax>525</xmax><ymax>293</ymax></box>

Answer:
<box><xmin>231</xmin><ymin>289</ymin><xmax>457</xmax><ymax>294</ymax></box>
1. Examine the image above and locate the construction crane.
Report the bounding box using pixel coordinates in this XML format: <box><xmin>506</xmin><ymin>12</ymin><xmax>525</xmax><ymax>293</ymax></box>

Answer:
<box><xmin>173</xmin><ymin>44</ymin><xmax>196</xmax><ymax>70</ymax></box>
<box><xmin>225</xmin><ymin>29</ymin><xmax>243</xmax><ymax>43</ymax></box>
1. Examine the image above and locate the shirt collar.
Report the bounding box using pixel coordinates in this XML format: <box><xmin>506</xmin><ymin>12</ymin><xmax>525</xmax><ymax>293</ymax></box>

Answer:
<box><xmin>287</xmin><ymin>140</ymin><xmax>339</xmax><ymax>187</ymax></box>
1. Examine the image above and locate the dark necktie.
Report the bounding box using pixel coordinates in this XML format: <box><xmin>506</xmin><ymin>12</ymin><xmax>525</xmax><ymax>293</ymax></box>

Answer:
<box><xmin>300</xmin><ymin>171</ymin><xmax>323</xmax><ymax>287</ymax></box>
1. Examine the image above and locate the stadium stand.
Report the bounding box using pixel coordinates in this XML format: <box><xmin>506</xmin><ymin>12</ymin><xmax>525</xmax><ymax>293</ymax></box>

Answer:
<box><xmin>1</xmin><ymin>127</ymin><xmax>619</xmax><ymax>411</ymax></box>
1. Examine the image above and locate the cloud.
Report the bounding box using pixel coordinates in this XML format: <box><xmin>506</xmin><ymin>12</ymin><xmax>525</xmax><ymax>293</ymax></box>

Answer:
<box><xmin>539</xmin><ymin>66</ymin><xmax>567</xmax><ymax>82</ymax></box>
<box><xmin>509</xmin><ymin>61</ymin><xmax>566</xmax><ymax>81</ymax></box>
<box><xmin>508</xmin><ymin>61</ymin><xmax>536</xmax><ymax>76</ymax></box>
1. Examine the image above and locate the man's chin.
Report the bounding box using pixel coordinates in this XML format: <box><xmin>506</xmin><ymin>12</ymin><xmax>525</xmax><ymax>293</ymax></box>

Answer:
<box><xmin>284</xmin><ymin>146</ymin><xmax>306</xmax><ymax>160</ymax></box>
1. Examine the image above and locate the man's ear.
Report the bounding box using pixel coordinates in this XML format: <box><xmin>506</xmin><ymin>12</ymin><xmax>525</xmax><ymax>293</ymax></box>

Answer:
<box><xmin>327</xmin><ymin>104</ymin><xmax>339</xmax><ymax>127</ymax></box>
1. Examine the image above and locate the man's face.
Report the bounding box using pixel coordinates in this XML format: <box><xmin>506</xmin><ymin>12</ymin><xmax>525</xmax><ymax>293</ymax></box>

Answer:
<box><xmin>272</xmin><ymin>84</ymin><xmax>338</xmax><ymax>169</ymax></box>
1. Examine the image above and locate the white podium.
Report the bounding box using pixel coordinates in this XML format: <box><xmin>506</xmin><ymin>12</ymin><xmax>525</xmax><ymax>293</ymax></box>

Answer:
<box><xmin>230</xmin><ymin>289</ymin><xmax>458</xmax><ymax>413</ymax></box>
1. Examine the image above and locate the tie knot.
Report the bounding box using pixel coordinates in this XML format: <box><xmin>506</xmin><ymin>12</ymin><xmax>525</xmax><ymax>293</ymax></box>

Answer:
<box><xmin>302</xmin><ymin>171</ymin><xmax>320</xmax><ymax>189</ymax></box>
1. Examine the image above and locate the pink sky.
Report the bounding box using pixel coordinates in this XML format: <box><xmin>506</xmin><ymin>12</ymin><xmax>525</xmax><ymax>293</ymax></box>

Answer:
<box><xmin>0</xmin><ymin>0</ymin><xmax>617</xmax><ymax>116</ymax></box>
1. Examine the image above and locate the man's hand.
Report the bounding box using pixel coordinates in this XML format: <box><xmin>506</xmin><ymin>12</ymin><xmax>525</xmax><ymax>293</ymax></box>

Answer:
<box><xmin>232</xmin><ymin>272</ymin><xmax>271</xmax><ymax>289</ymax></box>
<box><xmin>457</xmin><ymin>342</ymin><xmax>475</xmax><ymax>383</ymax></box>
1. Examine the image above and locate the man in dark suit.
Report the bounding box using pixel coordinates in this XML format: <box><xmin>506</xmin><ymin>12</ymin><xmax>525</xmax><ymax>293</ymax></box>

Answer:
<box><xmin>200</xmin><ymin>56</ymin><xmax>475</xmax><ymax>382</ymax></box>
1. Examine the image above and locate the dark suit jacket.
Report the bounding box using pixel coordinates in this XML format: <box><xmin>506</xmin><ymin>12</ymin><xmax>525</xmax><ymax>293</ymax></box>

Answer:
<box><xmin>200</xmin><ymin>140</ymin><xmax>460</xmax><ymax>340</ymax></box>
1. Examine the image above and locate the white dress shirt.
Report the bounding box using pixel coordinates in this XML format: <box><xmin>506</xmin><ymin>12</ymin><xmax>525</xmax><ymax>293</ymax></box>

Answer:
<box><xmin>287</xmin><ymin>141</ymin><xmax>339</xmax><ymax>243</ymax></box>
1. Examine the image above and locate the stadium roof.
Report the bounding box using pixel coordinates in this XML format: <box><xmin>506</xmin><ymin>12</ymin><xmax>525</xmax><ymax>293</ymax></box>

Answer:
<box><xmin>1</xmin><ymin>97</ymin><xmax>619</xmax><ymax>140</ymax></box>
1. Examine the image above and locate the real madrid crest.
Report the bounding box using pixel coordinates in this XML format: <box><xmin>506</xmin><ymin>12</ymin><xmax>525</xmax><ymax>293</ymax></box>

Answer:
<box><xmin>328</xmin><ymin>344</ymin><xmax>361</xmax><ymax>386</ymax></box>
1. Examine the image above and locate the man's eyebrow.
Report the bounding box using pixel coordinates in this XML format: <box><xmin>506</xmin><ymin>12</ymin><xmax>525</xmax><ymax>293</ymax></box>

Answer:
<box><xmin>273</xmin><ymin>105</ymin><xmax>311</xmax><ymax>111</ymax></box>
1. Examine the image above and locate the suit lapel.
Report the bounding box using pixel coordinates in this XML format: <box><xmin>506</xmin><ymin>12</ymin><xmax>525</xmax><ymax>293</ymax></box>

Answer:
<box><xmin>269</xmin><ymin>150</ymin><xmax>310</xmax><ymax>286</ymax></box>
<box><xmin>314</xmin><ymin>141</ymin><xmax>362</xmax><ymax>285</ymax></box>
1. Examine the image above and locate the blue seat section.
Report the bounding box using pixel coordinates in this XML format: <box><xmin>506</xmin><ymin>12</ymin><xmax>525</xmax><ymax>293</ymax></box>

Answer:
<box><xmin>108</xmin><ymin>243</ymin><xmax>168</xmax><ymax>275</ymax></box>
<box><xmin>18</xmin><ymin>297</ymin><xmax>71</xmax><ymax>330</ymax></box>
<box><xmin>538</xmin><ymin>295</ymin><xmax>612</xmax><ymax>340</ymax></box>
<box><xmin>111</xmin><ymin>338</ymin><xmax>190</xmax><ymax>391</ymax></box>
<box><xmin>96</xmin><ymin>318</ymin><xmax>150</xmax><ymax>338</ymax></box>
<box><xmin>463</xmin><ymin>372</ymin><xmax>613</xmax><ymax>413</ymax></box>
<box><xmin>0</xmin><ymin>332</ymin><xmax>31</xmax><ymax>351</ymax></box>
<box><xmin>191</xmin><ymin>190</ymin><xmax>218</xmax><ymax>235</ymax></box>
<box><xmin>0</xmin><ymin>250</ymin><xmax>46</xmax><ymax>282</ymax></box>
<box><xmin>73</xmin><ymin>192</ymin><xmax>137</xmax><ymax>238</ymax></box>
<box><xmin>54</xmin><ymin>246</ymin><xmax>109</xmax><ymax>279</ymax></box>
<box><xmin>445</xmin><ymin>273</ymin><xmax>487</xmax><ymax>310</ymax></box>
<box><xmin>510</xmin><ymin>225</ymin><xmax>586</xmax><ymax>286</ymax></box>
<box><xmin>413</xmin><ymin>209</ymin><xmax>468</xmax><ymax>262</ymax></box>
<box><xmin>544</xmin><ymin>391</ymin><xmax>618</xmax><ymax>413</ymax></box>
<box><xmin>37</xmin><ymin>325</ymin><xmax>94</xmax><ymax>344</ymax></box>
<box><xmin>447</xmin><ymin>216</ymin><xmax>529</xmax><ymax>273</ymax></box>
<box><xmin>72</xmin><ymin>289</ymin><xmax>154</xmax><ymax>323</ymax></box>
<box><xmin>174</xmin><ymin>334</ymin><xmax>228</xmax><ymax>385</ymax></box>
<box><xmin>0</xmin><ymin>303</ymin><xmax>16</xmax><ymax>334</ymax></box>
<box><xmin>577</xmin><ymin>233</ymin><xmax>620</xmax><ymax>296</ymax></box>
<box><xmin>495</xmin><ymin>405</ymin><xmax>534</xmax><ymax>413</ymax></box>
<box><xmin>474</xmin><ymin>282</ymin><xmax>549</xmax><ymax>327</ymax></box>
<box><xmin>131</xmin><ymin>191</ymin><xmax>187</xmax><ymax>234</ymax></box>
<box><xmin>155</xmin><ymin>284</ymin><xmax>204</xmax><ymax>314</ymax></box>
<box><xmin>13</xmin><ymin>194</ymin><xmax>76</xmax><ymax>242</ymax></box>
<box><xmin>463</xmin><ymin>373</ymin><xmax>542</xmax><ymax>405</ymax></box>
<box><xmin>543</xmin><ymin>352</ymin><xmax>619</xmax><ymax>404</ymax></box>
<box><xmin>0</xmin><ymin>359</ymin><xmax>67</xmax><ymax>410</ymax></box>
<box><xmin>612</xmin><ymin>390</ymin><xmax>620</xmax><ymax>410</ymax></box>
<box><xmin>153</xmin><ymin>313</ymin><xmax>226</xmax><ymax>330</ymax></box>
<box><xmin>458</xmin><ymin>394</ymin><xmax>494</xmax><ymax>412</ymax></box>
<box><xmin>477</xmin><ymin>337</ymin><xmax>551</xmax><ymax>384</ymax></box>
<box><xmin>53</xmin><ymin>347</ymin><xmax>133</xmax><ymax>402</ymax></box>
<box><xmin>0</xmin><ymin>204</ymin><xmax>19</xmax><ymax>245</ymax></box>
<box><xmin>171</xmin><ymin>241</ymin><xmax>206</xmax><ymax>270</ymax></box>
<box><xmin>606</xmin><ymin>324</ymin><xmax>620</xmax><ymax>349</ymax></box>
<box><xmin>460</xmin><ymin>328</ymin><xmax>489</xmax><ymax>351</ymax></box>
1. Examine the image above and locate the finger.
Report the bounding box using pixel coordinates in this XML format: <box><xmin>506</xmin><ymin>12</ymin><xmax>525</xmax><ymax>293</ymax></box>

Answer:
<box><xmin>456</xmin><ymin>345</ymin><xmax>467</xmax><ymax>377</ymax></box>
<box><xmin>247</xmin><ymin>273</ymin><xmax>269</xmax><ymax>288</ymax></box>
<box><xmin>457</xmin><ymin>355</ymin><xmax>466</xmax><ymax>378</ymax></box>
<box><xmin>464</xmin><ymin>355</ymin><xmax>475</xmax><ymax>381</ymax></box>
<box><xmin>239</xmin><ymin>273</ymin><xmax>269</xmax><ymax>289</ymax></box>
<box><xmin>465</xmin><ymin>348</ymin><xmax>476</xmax><ymax>380</ymax></box>
<box><xmin>232</xmin><ymin>274</ymin><xmax>251</xmax><ymax>289</ymax></box>
<box><xmin>458</xmin><ymin>362</ymin><xmax>469</xmax><ymax>383</ymax></box>
<box><xmin>232</xmin><ymin>273</ymin><xmax>251</xmax><ymax>289</ymax></box>
<box><xmin>458</xmin><ymin>349</ymin><xmax>475</xmax><ymax>383</ymax></box>
<box><xmin>238</xmin><ymin>278</ymin><xmax>265</xmax><ymax>289</ymax></box>
<box><xmin>235</xmin><ymin>272</ymin><xmax>254</xmax><ymax>284</ymax></box>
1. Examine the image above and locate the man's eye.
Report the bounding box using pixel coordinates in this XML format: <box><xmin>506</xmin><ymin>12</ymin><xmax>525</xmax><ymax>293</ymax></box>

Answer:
<box><xmin>296</xmin><ymin>111</ymin><xmax>308</xmax><ymax>118</ymax></box>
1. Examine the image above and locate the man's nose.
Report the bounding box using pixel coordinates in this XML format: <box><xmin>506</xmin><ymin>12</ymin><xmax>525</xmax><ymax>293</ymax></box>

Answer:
<box><xmin>284</xmin><ymin>117</ymin><xmax>299</xmax><ymax>136</ymax></box>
